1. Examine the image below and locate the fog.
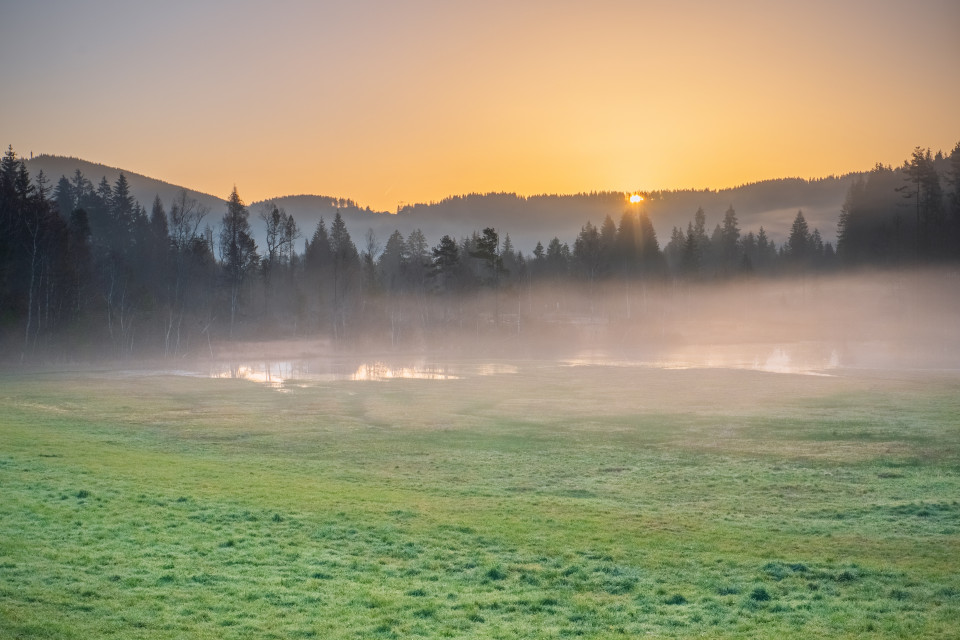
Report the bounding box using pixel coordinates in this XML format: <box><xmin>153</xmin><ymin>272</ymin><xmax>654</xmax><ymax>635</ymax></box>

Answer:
<box><xmin>24</xmin><ymin>155</ymin><xmax>854</xmax><ymax>256</ymax></box>
<box><xmin>191</xmin><ymin>268</ymin><xmax>959</xmax><ymax>385</ymax></box>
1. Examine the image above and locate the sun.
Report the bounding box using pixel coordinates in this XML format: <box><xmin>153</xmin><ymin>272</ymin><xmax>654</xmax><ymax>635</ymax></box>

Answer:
<box><xmin>629</xmin><ymin>194</ymin><xmax>643</xmax><ymax>203</ymax></box>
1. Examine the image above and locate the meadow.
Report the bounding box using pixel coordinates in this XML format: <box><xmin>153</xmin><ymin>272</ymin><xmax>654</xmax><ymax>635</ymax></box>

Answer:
<box><xmin>1</xmin><ymin>361</ymin><xmax>959</xmax><ymax>638</ymax></box>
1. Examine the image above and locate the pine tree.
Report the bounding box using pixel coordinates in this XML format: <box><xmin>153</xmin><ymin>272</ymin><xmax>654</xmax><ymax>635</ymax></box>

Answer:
<box><xmin>598</xmin><ymin>214</ymin><xmax>617</xmax><ymax>276</ymax></box>
<box><xmin>304</xmin><ymin>218</ymin><xmax>332</xmax><ymax>272</ymax></box>
<box><xmin>111</xmin><ymin>173</ymin><xmax>136</xmax><ymax>248</ymax></box>
<box><xmin>404</xmin><ymin>228</ymin><xmax>430</xmax><ymax>291</ymax></box>
<box><xmin>533</xmin><ymin>241</ymin><xmax>545</xmax><ymax>261</ymax></box>
<box><xmin>147</xmin><ymin>195</ymin><xmax>171</xmax><ymax>300</ymax></box>
<box><xmin>469</xmin><ymin>227</ymin><xmax>503</xmax><ymax>285</ymax></box>
<box><xmin>545</xmin><ymin>237</ymin><xmax>570</xmax><ymax>277</ymax></box>
<box><xmin>719</xmin><ymin>205</ymin><xmax>741</xmax><ymax>273</ymax></box>
<box><xmin>328</xmin><ymin>212</ymin><xmax>359</xmax><ymax>340</ymax></box>
<box><xmin>635</xmin><ymin>212</ymin><xmax>663</xmax><ymax>275</ymax></box>
<box><xmin>786</xmin><ymin>210</ymin><xmax>810</xmax><ymax>264</ymax></box>
<box><xmin>680</xmin><ymin>222</ymin><xmax>699</xmax><ymax>276</ymax></box>
<box><xmin>948</xmin><ymin>142</ymin><xmax>960</xmax><ymax>257</ymax></box>
<box><xmin>615</xmin><ymin>211</ymin><xmax>637</xmax><ymax>274</ymax></box>
<box><xmin>53</xmin><ymin>176</ymin><xmax>74</xmax><ymax>217</ymax></box>
<box><xmin>663</xmin><ymin>226</ymin><xmax>684</xmax><ymax>274</ymax></box>
<box><xmin>378</xmin><ymin>230</ymin><xmax>406</xmax><ymax>292</ymax></box>
<box><xmin>741</xmin><ymin>231</ymin><xmax>757</xmax><ymax>271</ymax></box>
<box><xmin>574</xmin><ymin>221</ymin><xmax>602</xmax><ymax>281</ymax></box>
<box><xmin>756</xmin><ymin>226</ymin><xmax>775</xmax><ymax>271</ymax></box>
<box><xmin>899</xmin><ymin>147</ymin><xmax>946</xmax><ymax>259</ymax></box>
<box><xmin>499</xmin><ymin>232</ymin><xmax>518</xmax><ymax>281</ymax></box>
<box><xmin>219</xmin><ymin>187</ymin><xmax>258</xmax><ymax>336</ymax></box>
<box><xmin>431</xmin><ymin>235</ymin><xmax>461</xmax><ymax>292</ymax></box>
<box><xmin>150</xmin><ymin>195</ymin><xmax>169</xmax><ymax>241</ymax></box>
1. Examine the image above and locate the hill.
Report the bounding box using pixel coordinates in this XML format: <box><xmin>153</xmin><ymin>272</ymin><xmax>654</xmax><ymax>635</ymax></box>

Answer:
<box><xmin>25</xmin><ymin>154</ymin><xmax>227</xmax><ymax>220</ymax></box>
<box><xmin>256</xmin><ymin>176</ymin><xmax>857</xmax><ymax>257</ymax></box>
<box><xmin>26</xmin><ymin>154</ymin><xmax>859</xmax><ymax>255</ymax></box>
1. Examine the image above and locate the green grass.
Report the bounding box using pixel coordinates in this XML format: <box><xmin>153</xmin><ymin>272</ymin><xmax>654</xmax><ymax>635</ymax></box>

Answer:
<box><xmin>1</xmin><ymin>364</ymin><xmax>959</xmax><ymax>638</ymax></box>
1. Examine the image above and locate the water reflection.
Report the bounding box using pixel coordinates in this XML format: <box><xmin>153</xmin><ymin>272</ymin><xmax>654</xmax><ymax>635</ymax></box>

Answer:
<box><xmin>565</xmin><ymin>343</ymin><xmax>842</xmax><ymax>376</ymax></box>
<box><xmin>206</xmin><ymin>358</ymin><xmax>517</xmax><ymax>387</ymax></box>
<box><xmin>351</xmin><ymin>362</ymin><xmax>459</xmax><ymax>381</ymax></box>
<box><xmin>206</xmin><ymin>345</ymin><xmax>842</xmax><ymax>391</ymax></box>
<box><xmin>210</xmin><ymin>362</ymin><xmax>297</xmax><ymax>388</ymax></box>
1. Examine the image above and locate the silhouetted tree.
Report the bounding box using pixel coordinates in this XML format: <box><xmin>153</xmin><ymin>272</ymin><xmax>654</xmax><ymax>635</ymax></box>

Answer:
<box><xmin>469</xmin><ymin>227</ymin><xmax>503</xmax><ymax>285</ymax></box>
<box><xmin>378</xmin><ymin>230</ymin><xmax>406</xmax><ymax>292</ymax></box>
<box><xmin>162</xmin><ymin>190</ymin><xmax>212</xmax><ymax>355</ymax></box>
<box><xmin>53</xmin><ymin>175</ymin><xmax>74</xmax><ymax>218</ymax></box>
<box><xmin>948</xmin><ymin>142</ymin><xmax>960</xmax><ymax>256</ymax></box>
<box><xmin>500</xmin><ymin>233</ymin><xmax>521</xmax><ymax>285</ymax></box>
<box><xmin>430</xmin><ymin>235</ymin><xmax>461</xmax><ymax>289</ymax></box>
<box><xmin>598</xmin><ymin>214</ymin><xmax>617</xmax><ymax>277</ymax></box>
<box><xmin>756</xmin><ymin>227</ymin><xmax>776</xmax><ymax>271</ymax></box>
<box><xmin>302</xmin><ymin>218</ymin><xmax>333</xmax><ymax>331</ymax></box>
<box><xmin>837</xmin><ymin>165</ymin><xmax>905</xmax><ymax>265</ymax></box>
<box><xmin>899</xmin><ymin>147</ymin><xmax>944</xmax><ymax>259</ymax></box>
<box><xmin>635</xmin><ymin>211</ymin><xmax>664</xmax><ymax>276</ymax></box>
<box><xmin>663</xmin><ymin>226</ymin><xmax>685</xmax><ymax>274</ymax></box>
<box><xmin>304</xmin><ymin>218</ymin><xmax>332</xmax><ymax>272</ymax></box>
<box><xmin>719</xmin><ymin>205</ymin><xmax>741</xmax><ymax>274</ymax></box>
<box><xmin>404</xmin><ymin>228</ymin><xmax>431</xmax><ymax>292</ymax></box>
<box><xmin>679</xmin><ymin>222</ymin><xmax>700</xmax><ymax>277</ymax></box>
<box><xmin>544</xmin><ymin>237</ymin><xmax>570</xmax><ymax>278</ymax></box>
<box><xmin>574</xmin><ymin>221</ymin><xmax>603</xmax><ymax>281</ymax></box>
<box><xmin>785</xmin><ymin>210</ymin><xmax>811</xmax><ymax>268</ymax></box>
<box><xmin>219</xmin><ymin>187</ymin><xmax>258</xmax><ymax>336</ymax></box>
<box><xmin>328</xmin><ymin>211</ymin><xmax>360</xmax><ymax>339</ymax></box>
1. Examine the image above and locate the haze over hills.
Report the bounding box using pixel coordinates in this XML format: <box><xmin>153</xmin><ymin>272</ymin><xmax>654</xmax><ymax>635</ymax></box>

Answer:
<box><xmin>27</xmin><ymin>154</ymin><xmax>859</xmax><ymax>254</ymax></box>
<box><xmin>25</xmin><ymin>155</ymin><xmax>226</xmax><ymax>221</ymax></box>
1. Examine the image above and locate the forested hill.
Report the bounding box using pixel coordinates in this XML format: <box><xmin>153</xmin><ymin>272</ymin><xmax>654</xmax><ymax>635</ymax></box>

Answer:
<box><xmin>247</xmin><ymin>179</ymin><xmax>859</xmax><ymax>254</ymax></box>
<box><xmin>26</xmin><ymin>153</ymin><xmax>858</xmax><ymax>253</ymax></box>
<box><xmin>4</xmin><ymin>143</ymin><xmax>958</xmax><ymax>361</ymax></box>
<box><xmin>25</xmin><ymin>155</ymin><xmax>226</xmax><ymax>219</ymax></box>
<box><xmin>391</xmin><ymin>178</ymin><xmax>858</xmax><ymax>252</ymax></box>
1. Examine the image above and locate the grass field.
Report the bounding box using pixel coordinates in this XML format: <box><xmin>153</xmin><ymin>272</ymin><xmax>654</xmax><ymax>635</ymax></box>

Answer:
<box><xmin>1</xmin><ymin>362</ymin><xmax>959</xmax><ymax>638</ymax></box>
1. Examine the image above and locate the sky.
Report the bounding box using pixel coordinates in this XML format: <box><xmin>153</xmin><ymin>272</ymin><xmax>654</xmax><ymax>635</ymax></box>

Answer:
<box><xmin>1</xmin><ymin>0</ymin><xmax>958</xmax><ymax>211</ymax></box>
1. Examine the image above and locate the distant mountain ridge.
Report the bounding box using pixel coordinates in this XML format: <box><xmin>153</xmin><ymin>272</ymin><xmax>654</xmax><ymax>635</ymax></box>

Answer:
<box><xmin>26</xmin><ymin>154</ymin><xmax>860</xmax><ymax>255</ymax></box>
<box><xmin>253</xmin><ymin>178</ymin><xmax>857</xmax><ymax>254</ymax></box>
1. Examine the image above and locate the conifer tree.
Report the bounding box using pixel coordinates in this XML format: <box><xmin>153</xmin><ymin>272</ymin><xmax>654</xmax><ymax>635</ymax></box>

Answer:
<box><xmin>574</xmin><ymin>221</ymin><xmax>602</xmax><ymax>281</ymax></box>
<box><xmin>328</xmin><ymin>211</ymin><xmax>359</xmax><ymax>340</ymax></box>
<box><xmin>719</xmin><ymin>205</ymin><xmax>741</xmax><ymax>273</ymax></box>
<box><xmin>219</xmin><ymin>187</ymin><xmax>258</xmax><ymax>336</ymax></box>
<box><xmin>431</xmin><ymin>235</ymin><xmax>461</xmax><ymax>292</ymax></box>
<box><xmin>786</xmin><ymin>210</ymin><xmax>810</xmax><ymax>264</ymax></box>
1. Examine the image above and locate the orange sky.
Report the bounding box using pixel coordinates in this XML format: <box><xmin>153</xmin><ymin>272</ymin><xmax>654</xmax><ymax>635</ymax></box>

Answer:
<box><xmin>2</xmin><ymin>0</ymin><xmax>958</xmax><ymax>211</ymax></box>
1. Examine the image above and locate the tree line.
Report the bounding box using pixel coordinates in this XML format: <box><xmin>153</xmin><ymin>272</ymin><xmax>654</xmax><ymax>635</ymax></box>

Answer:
<box><xmin>2</xmin><ymin>143</ymin><xmax>958</xmax><ymax>360</ymax></box>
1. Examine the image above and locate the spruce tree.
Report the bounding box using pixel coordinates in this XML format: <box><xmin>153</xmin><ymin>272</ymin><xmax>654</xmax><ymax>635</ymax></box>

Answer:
<box><xmin>786</xmin><ymin>210</ymin><xmax>810</xmax><ymax>264</ymax></box>
<box><xmin>219</xmin><ymin>187</ymin><xmax>258</xmax><ymax>336</ymax></box>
